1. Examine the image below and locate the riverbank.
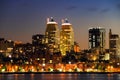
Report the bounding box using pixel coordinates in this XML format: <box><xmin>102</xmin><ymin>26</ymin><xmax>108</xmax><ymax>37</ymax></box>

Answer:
<box><xmin>0</xmin><ymin>72</ymin><xmax>120</xmax><ymax>74</ymax></box>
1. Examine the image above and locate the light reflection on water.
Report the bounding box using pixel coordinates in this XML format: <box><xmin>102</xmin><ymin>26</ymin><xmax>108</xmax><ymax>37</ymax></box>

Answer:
<box><xmin>0</xmin><ymin>73</ymin><xmax>119</xmax><ymax>80</ymax></box>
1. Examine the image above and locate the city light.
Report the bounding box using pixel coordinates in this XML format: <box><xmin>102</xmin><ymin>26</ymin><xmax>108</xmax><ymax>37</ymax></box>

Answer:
<box><xmin>0</xmin><ymin>18</ymin><xmax>120</xmax><ymax>73</ymax></box>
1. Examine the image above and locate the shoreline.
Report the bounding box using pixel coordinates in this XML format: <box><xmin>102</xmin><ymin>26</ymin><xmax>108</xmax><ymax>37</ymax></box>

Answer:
<box><xmin>0</xmin><ymin>72</ymin><xmax>120</xmax><ymax>74</ymax></box>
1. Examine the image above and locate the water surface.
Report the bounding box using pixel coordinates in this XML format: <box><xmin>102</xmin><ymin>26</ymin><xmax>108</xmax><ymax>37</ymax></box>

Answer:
<box><xmin>0</xmin><ymin>73</ymin><xmax>119</xmax><ymax>80</ymax></box>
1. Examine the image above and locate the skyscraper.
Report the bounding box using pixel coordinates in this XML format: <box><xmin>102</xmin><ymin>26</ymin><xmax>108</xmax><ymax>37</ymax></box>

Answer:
<box><xmin>60</xmin><ymin>19</ymin><xmax>74</xmax><ymax>56</ymax></box>
<box><xmin>89</xmin><ymin>27</ymin><xmax>106</xmax><ymax>52</ymax></box>
<box><xmin>45</xmin><ymin>17</ymin><xmax>59</xmax><ymax>54</ymax></box>
<box><xmin>109</xmin><ymin>29</ymin><xmax>120</xmax><ymax>61</ymax></box>
<box><xmin>109</xmin><ymin>29</ymin><xmax>119</xmax><ymax>51</ymax></box>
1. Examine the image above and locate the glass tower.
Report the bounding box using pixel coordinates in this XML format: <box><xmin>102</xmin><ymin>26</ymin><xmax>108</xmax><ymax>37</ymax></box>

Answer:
<box><xmin>45</xmin><ymin>17</ymin><xmax>59</xmax><ymax>54</ymax></box>
<box><xmin>60</xmin><ymin>19</ymin><xmax>74</xmax><ymax>56</ymax></box>
<box><xmin>89</xmin><ymin>27</ymin><xmax>106</xmax><ymax>52</ymax></box>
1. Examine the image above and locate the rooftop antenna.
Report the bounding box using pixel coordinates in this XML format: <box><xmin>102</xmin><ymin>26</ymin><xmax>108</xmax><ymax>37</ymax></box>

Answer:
<box><xmin>65</xmin><ymin>18</ymin><xmax>68</xmax><ymax>23</ymax></box>
<box><xmin>50</xmin><ymin>17</ymin><xmax>54</xmax><ymax>22</ymax></box>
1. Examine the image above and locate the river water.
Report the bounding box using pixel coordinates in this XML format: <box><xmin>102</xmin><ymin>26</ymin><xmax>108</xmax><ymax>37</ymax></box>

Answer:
<box><xmin>0</xmin><ymin>73</ymin><xmax>120</xmax><ymax>80</ymax></box>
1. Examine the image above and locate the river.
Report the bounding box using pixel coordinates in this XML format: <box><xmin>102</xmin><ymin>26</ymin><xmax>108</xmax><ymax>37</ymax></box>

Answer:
<box><xmin>0</xmin><ymin>73</ymin><xmax>119</xmax><ymax>80</ymax></box>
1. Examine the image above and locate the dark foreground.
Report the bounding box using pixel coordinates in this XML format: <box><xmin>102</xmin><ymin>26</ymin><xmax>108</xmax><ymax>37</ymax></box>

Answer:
<box><xmin>0</xmin><ymin>72</ymin><xmax>120</xmax><ymax>80</ymax></box>
<box><xmin>0</xmin><ymin>72</ymin><xmax>120</xmax><ymax>74</ymax></box>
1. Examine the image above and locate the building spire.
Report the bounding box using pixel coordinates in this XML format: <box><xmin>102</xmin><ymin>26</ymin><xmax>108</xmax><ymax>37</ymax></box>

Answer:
<box><xmin>61</xmin><ymin>18</ymin><xmax>71</xmax><ymax>25</ymax></box>
<box><xmin>109</xmin><ymin>29</ymin><xmax>112</xmax><ymax>35</ymax></box>
<box><xmin>50</xmin><ymin>17</ymin><xmax>54</xmax><ymax>22</ymax></box>
<box><xmin>65</xmin><ymin>18</ymin><xmax>68</xmax><ymax>23</ymax></box>
<box><xmin>47</xmin><ymin>17</ymin><xmax>57</xmax><ymax>24</ymax></box>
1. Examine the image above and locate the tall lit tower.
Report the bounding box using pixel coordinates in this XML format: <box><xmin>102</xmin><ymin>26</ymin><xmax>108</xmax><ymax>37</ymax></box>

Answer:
<box><xmin>60</xmin><ymin>19</ymin><xmax>74</xmax><ymax>56</ymax></box>
<box><xmin>45</xmin><ymin>17</ymin><xmax>59</xmax><ymax>54</ymax></box>
<box><xmin>89</xmin><ymin>27</ymin><xmax>106</xmax><ymax>52</ymax></box>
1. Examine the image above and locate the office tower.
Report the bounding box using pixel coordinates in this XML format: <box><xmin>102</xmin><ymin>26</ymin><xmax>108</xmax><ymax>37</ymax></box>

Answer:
<box><xmin>109</xmin><ymin>29</ymin><xmax>120</xmax><ymax>61</ymax></box>
<box><xmin>89</xmin><ymin>27</ymin><xmax>106</xmax><ymax>52</ymax></box>
<box><xmin>0</xmin><ymin>38</ymin><xmax>5</xmax><ymax>51</ymax></box>
<box><xmin>60</xmin><ymin>19</ymin><xmax>74</xmax><ymax>56</ymax></box>
<box><xmin>0</xmin><ymin>38</ymin><xmax>14</xmax><ymax>56</ymax></box>
<box><xmin>45</xmin><ymin>17</ymin><xmax>59</xmax><ymax>54</ymax></box>
<box><xmin>116</xmin><ymin>39</ymin><xmax>120</xmax><ymax>61</ymax></box>
<box><xmin>109</xmin><ymin>29</ymin><xmax>119</xmax><ymax>51</ymax></box>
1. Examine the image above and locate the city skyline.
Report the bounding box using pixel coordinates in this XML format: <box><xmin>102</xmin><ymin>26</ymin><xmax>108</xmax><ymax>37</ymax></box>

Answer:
<box><xmin>0</xmin><ymin>0</ymin><xmax>120</xmax><ymax>49</ymax></box>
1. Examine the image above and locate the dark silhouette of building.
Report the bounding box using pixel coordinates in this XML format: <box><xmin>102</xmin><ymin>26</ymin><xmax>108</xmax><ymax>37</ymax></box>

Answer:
<box><xmin>89</xmin><ymin>27</ymin><xmax>106</xmax><ymax>52</ymax></box>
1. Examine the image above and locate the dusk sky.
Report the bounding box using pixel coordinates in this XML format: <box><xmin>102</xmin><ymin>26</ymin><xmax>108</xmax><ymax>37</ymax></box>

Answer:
<box><xmin>0</xmin><ymin>0</ymin><xmax>120</xmax><ymax>49</ymax></box>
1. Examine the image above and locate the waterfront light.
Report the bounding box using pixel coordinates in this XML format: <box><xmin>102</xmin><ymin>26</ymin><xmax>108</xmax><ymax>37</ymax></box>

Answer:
<box><xmin>69</xmin><ymin>69</ymin><xmax>72</xmax><ymax>72</ymax></box>
<box><xmin>48</xmin><ymin>68</ymin><xmax>53</xmax><ymax>72</ymax></box>
<box><xmin>58</xmin><ymin>68</ymin><xmax>62</xmax><ymax>72</ymax></box>
<box><xmin>12</xmin><ymin>69</ymin><xmax>15</xmax><ymax>72</ymax></box>
<box><xmin>74</xmin><ymin>68</ymin><xmax>80</xmax><ymax>72</ymax></box>
<box><xmin>117</xmin><ymin>63</ymin><xmax>120</xmax><ymax>66</ymax></box>
<box><xmin>42</xmin><ymin>63</ymin><xmax>45</xmax><ymax>66</ymax></box>
<box><xmin>86</xmin><ymin>68</ymin><xmax>93</xmax><ymax>72</ymax></box>
<box><xmin>1</xmin><ymin>68</ymin><xmax>5</xmax><ymax>72</ymax></box>
<box><xmin>9</xmin><ymin>55</ymin><xmax>12</xmax><ymax>58</ymax></box>
<box><xmin>69</xmin><ymin>61</ymin><xmax>71</xmax><ymax>64</ymax></box>
<box><xmin>41</xmin><ymin>68</ymin><xmax>44</xmax><ymax>72</ymax></box>
<box><xmin>22</xmin><ymin>69</ymin><xmax>25</xmax><ymax>72</ymax></box>
<box><xmin>37</xmin><ymin>58</ymin><xmax>40</xmax><ymax>60</ymax></box>
<box><xmin>1</xmin><ymin>66</ymin><xmax>6</xmax><ymax>72</ymax></box>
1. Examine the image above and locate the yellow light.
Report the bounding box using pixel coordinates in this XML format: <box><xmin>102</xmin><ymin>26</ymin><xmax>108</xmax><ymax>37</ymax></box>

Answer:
<box><xmin>41</xmin><ymin>68</ymin><xmax>44</xmax><ymax>72</ymax></box>
<box><xmin>69</xmin><ymin>69</ymin><xmax>72</xmax><ymax>72</ymax></box>
<box><xmin>37</xmin><ymin>58</ymin><xmax>40</xmax><ymax>60</ymax></box>
<box><xmin>1</xmin><ymin>69</ymin><xmax>5</xmax><ymax>72</ymax></box>
<box><xmin>69</xmin><ymin>61</ymin><xmax>71</xmax><ymax>64</ymax></box>
<box><xmin>12</xmin><ymin>69</ymin><xmax>15</xmax><ymax>72</ymax></box>
<box><xmin>48</xmin><ymin>68</ymin><xmax>53</xmax><ymax>72</ymax></box>
<box><xmin>50</xmin><ymin>60</ymin><xmax>52</xmax><ymax>63</ymax></box>
<box><xmin>42</xmin><ymin>58</ymin><xmax>45</xmax><ymax>61</ymax></box>
<box><xmin>22</xmin><ymin>69</ymin><xmax>25</xmax><ymax>72</ymax></box>
<box><xmin>15</xmin><ymin>66</ymin><xmax>18</xmax><ymax>69</ymax></box>
<box><xmin>59</xmin><ymin>69</ymin><xmax>62</xmax><ymax>72</ymax></box>
<box><xmin>42</xmin><ymin>63</ymin><xmax>45</xmax><ymax>66</ymax></box>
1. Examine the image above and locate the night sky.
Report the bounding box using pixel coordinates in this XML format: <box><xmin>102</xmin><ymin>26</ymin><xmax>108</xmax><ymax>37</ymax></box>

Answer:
<box><xmin>0</xmin><ymin>0</ymin><xmax>120</xmax><ymax>49</ymax></box>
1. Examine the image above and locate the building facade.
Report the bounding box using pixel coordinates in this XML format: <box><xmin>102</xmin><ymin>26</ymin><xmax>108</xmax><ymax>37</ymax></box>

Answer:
<box><xmin>0</xmin><ymin>38</ymin><xmax>14</xmax><ymax>56</ymax></box>
<box><xmin>89</xmin><ymin>27</ymin><xmax>106</xmax><ymax>51</ymax></box>
<box><xmin>109</xmin><ymin>29</ymin><xmax>120</xmax><ymax>62</ymax></box>
<box><xmin>45</xmin><ymin>17</ymin><xmax>59</xmax><ymax>54</ymax></box>
<box><xmin>32</xmin><ymin>34</ymin><xmax>45</xmax><ymax>46</ymax></box>
<box><xmin>60</xmin><ymin>19</ymin><xmax>74</xmax><ymax>56</ymax></box>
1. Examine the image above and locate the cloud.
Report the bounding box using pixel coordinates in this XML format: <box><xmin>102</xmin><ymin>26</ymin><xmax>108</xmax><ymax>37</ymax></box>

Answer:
<box><xmin>100</xmin><ymin>8</ymin><xmax>110</xmax><ymax>13</ymax></box>
<box><xmin>117</xmin><ymin>3</ymin><xmax>120</xmax><ymax>10</ymax></box>
<box><xmin>87</xmin><ymin>7</ymin><xmax>110</xmax><ymax>14</ymax></box>
<box><xmin>66</xmin><ymin>6</ymin><xmax>77</xmax><ymax>10</ymax></box>
<box><xmin>87</xmin><ymin>7</ymin><xmax>98</xmax><ymax>12</ymax></box>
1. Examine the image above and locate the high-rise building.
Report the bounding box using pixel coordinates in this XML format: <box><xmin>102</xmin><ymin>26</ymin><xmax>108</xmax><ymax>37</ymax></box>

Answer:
<box><xmin>0</xmin><ymin>38</ymin><xmax>14</xmax><ymax>56</ymax></box>
<box><xmin>60</xmin><ymin>19</ymin><xmax>74</xmax><ymax>56</ymax></box>
<box><xmin>116</xmin><ymin>39</ymin><xmax>120</xmax><ymax>61</ymax></box>
<box><xmin>109</xmin><ymin>29</ymin><xmax>120</xmax><ymax>61</ymax></box>
<box><xmin>45</xmin><ymin>17</ymin><xmax>59</xmax><ymax>54</ymax></box>
<box><xmin>109</xmin><ymin>29</ymin><xmax>119</xmax><ymax>50</ymax></box>
<box><xmin>89</xmin><ymin>27</ymin><xmax>106</xmax><ymax>52</ymax></box>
